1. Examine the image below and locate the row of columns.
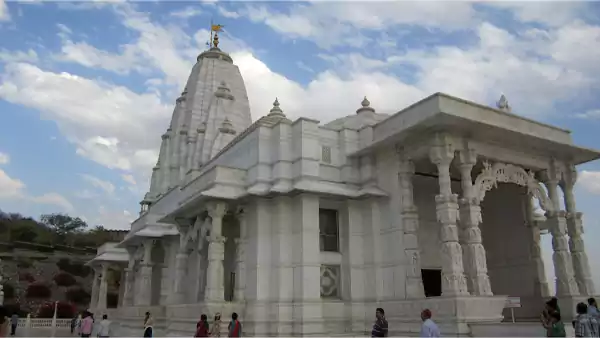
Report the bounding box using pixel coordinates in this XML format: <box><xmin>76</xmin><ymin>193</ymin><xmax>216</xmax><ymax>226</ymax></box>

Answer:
<box><xmin>120</xmin><ymin>201</ymin><xmax>247</xmax><ymax>307</ymax></box>
<box><xmin>398</xmin><ymin>134</ymin><xmax>594</xmax><ymax>298</ymax></box>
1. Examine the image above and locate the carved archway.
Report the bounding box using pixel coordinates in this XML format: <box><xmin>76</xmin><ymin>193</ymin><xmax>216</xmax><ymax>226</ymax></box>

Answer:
<box><xmin>473</xmin><ymin>162</ymin><xmax>554</xmax><ymax>213</ymax></box>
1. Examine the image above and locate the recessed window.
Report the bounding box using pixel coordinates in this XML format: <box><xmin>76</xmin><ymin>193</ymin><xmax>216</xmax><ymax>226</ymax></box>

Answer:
<box><xmin>321</xmin><ymin>146</ymin><xmax>332</xmax><ymax>164</ymax></box>
<box><xmin>319</xmin><ymin>208</ymin><xmax>339</xmax><ymax>252</ymax></box>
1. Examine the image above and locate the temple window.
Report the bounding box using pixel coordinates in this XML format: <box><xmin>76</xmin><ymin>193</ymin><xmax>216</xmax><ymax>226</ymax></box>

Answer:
<box><xmin>319</xmin><ymin>208</ymin><xmax>339</xmax><ymax>252</ymax></box>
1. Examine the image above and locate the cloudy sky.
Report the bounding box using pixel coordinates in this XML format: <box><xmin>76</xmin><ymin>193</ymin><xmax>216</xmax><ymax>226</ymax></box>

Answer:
<box><xmin>1</xmin><ymin>0</ymin><xmax>600</xmax><ymax>292</ymax></box>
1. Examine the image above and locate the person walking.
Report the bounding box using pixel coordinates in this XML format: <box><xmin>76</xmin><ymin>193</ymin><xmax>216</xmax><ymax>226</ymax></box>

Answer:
<box><xmin>574</xmin><ymin>302</ymin><xmax>600</xmax><ymax>337</ymax></box>
<box><xmin>541</xmin><ymin>310</ymin><xmax>566</xmax><ymax>337</ymax></box>
<box><xmin>195</xmin><ymin>314</ymin><xmax>209</xmax><ymax>337</ymax></box>
<box><xmin>211</xmin><ymin>313</ymin><xmax>222</xmax><ymax>337</ymax></box>
<box><xmin>80</xmin><ymin>312</ymin><xmax>94</xmax><ymax>338</ymax></box>
<box><xmin>97</xmin><ymin>314</ymin><xmax>112</xmax><ymax>338</ymax></box>
<box><xmin>9</xmin><ymin>313</ymin><xmax>17</xmax><ymax>336</ymax></box>
<box><xmin>227</xmin><ymin>313</ymin><xmax>242</xmax><ymax>337</ymax></box>
<box><xmin>420</xmin><ymin>309</ymin><xmax>440</xmax><ymax>337</ymax></box>
<box><xmin>589</xmin><ymin>298</ymin><xmax>600</xmax><ymax>319</ymax></box>
<box><xmin>371</xmin><ymin>308</ymin><xmax>388</xmax><ymax>337</ymax></box>
<box><xmin>143</xmin><ymin>312</ymin><xmax>154</xmax><ymax>337</ymax></box>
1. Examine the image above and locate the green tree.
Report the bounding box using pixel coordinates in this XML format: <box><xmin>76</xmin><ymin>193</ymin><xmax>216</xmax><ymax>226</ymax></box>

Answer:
<box><xmin>40</xmin><ymin>214</ymin><xmax>87</xmax><ymax>244</ymax></box>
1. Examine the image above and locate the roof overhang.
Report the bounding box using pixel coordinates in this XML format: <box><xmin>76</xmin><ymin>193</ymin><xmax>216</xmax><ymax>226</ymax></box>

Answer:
<box><xmin>85</xmin><ymin>242</ymin><xmax>129</xmax><ymax>266</ymax></box>
<box><xmin>116</xmin><ymin>222</ymin><xmax>179</xmax><ymax>248</ymax></box>
<box><xmin>352</xmin><ymin>93</ymin><xmax>600</xmax><ymax>165</ymax></box>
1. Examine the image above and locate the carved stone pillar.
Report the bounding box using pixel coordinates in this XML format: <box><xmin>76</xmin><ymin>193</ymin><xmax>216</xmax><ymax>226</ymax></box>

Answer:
<box><xmin>205</xmin><ymin>201</ymin><xmax>228</xmax><ymax>302</ymax></box>
<box><xmin>234</xmin><ymin>207</ymin><xmax>247</xmax><ymax>301</ymax></box>
<box><xmin>397</xmin><ymin>149</ymin><xmax>424</xmax><ymax>298</ymax></box>
<box><xmin>137</xmin><ymin>239</ymin><xmax>154</xmax><ymax>306</ymax></box>
<box><xmin>97</xmin><ymin>263</ymin><xmax>109</xmax><ymax>309</ymax></box>
<box><xmin>122</xmin><ymin>248</ymin><xmax>135</xmax><ymax>306</ymax></box>
<box><xmin>457</xmin><ymin>148</ymin><xmax>492</xmax><ymax>296</ymax></box>
<box><xmin>525</xmin><ymin>196</ymin><xmax>551</xmax><ymax>298</ymax></box>
<box><xmin>542</xmin><ymin>167</ymin><xmax>579</xmax><ymax>297</ymax></box>
<box><xmin>561</xmin><ymin>165</ymin><xmax>595</xmax><ymax>295</ymax></box>
<box><xmin>90</xmin><ymin>269</ymin><xmax>100</xmax><ymax>309</ymax></box>
<box><xmin>429</xmin><ymin>135</ymin><xmax>468</xmax><ymax>296</ymax></box>
<box><xmin>171</xmin><ymin>248</ymin><xmax>190</xmax><ymax>304</ymax></box>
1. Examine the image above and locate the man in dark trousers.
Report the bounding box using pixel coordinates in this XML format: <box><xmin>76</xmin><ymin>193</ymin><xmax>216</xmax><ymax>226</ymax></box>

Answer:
<box><xmin>371</xmin><ymin>308</ymin><xmax>388</xmax><ymax>337</ymax></box>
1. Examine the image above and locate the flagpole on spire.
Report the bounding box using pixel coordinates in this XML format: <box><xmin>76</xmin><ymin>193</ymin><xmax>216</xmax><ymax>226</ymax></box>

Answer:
<box><xmin>209</xmin><ymin>18</ymin><xmax>214</xmax><ymax>48</ymax></box>
<box><xmin>210</xmin><ymin>22</ymin><xmax>224</xmax><ymax>49</ymax></box>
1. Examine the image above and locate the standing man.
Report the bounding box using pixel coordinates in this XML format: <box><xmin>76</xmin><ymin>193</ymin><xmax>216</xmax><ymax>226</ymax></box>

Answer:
<box><xmin>9</xmin><ymin>312</ymin><xmax>18</xmax><ymax>336</ymax></box>
<box><xmin>371</xmin><ymin>308</ymin><xmax>388</xmax><ymax>337</ymax></box>
<box><xmin>97</xmin><ymin>314</ymin><xmax>112</xmax><ymax>338</ymax></box>
<box><xmin>420</xmin><ymin>309</ymin><xmax>440</xmax><ymax>337</ymax></box>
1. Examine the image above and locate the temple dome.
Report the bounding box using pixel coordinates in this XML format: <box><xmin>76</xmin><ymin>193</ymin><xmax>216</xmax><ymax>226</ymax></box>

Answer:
<box><xmin>324</xmin><ymin>96</ymin><xmax>389</xmax><ymax>131</ymax></box>
<box><xmin>143</xmin><ymin>38</ymin><xmax>253</xmax><ymax>202</ymax></box>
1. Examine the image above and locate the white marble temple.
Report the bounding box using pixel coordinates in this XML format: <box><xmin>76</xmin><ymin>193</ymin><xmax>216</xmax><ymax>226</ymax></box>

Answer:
<box><xmin>86</xmin><ymin>38</ymin><xmax>599</xmax><ymax>337</ymax></box>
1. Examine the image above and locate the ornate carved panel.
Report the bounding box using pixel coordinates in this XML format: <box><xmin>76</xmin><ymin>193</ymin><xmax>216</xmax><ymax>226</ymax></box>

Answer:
<box><xmin>473</xmin><ymin>162</ymin><xmax>554</xmax><ymax>212</ymax></box>
<box><xmin>320</xmin><ymin>264</ymin><xmax>340</xmax><ymax>298</ymax></box>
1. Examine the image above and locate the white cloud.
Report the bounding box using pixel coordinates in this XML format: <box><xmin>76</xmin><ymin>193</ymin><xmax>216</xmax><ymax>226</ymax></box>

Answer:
<box><xmin>0</xmin><ymin>62</ymin><xmax>170</xmax><ymax>172</ymax></box>
<box><xmin>0</xmin><ymin>152</ymin><xmax>9</xmax><ymax>165</ymax></box>
<box><xmin>0</xmin><ymin>49</ymin><xmax>38</xmax><ymax>63</ymax></box>
<box><xmin>576</xmin><ymin>109</ymin><xmax>600</xmax><ymax>119</ymax></box>
<box><xmin>170</xmin><ymin>6</ymin><xmax>202</xmax><ymax>19</ymax></box>
<box><xmin>80</xmin><ymin>174</ymin><xmax>115</xmax><ymax>195</ymax></box>
<box><xmin>121</xmin><ymin>174</ymin><xmax>136</xmax><ymax>186</ymax></box>
<box><xmin>578</xmin><ymin>171</ymin><xmax>600</xmax><ymax>195</ymax></box>
<box><xmin>29</xmin><ymin>192</ymin><xmax>74</xmax><ymax>212</ymax></box>
<box><xmin>217</xmin><ymin>6</ymin><xmax>239</xmax><ymax>19</ymax></box>
<box><xmin>0</xmin><ymin>168</ymin><xmax>73</xmax><ymax>211</ymax></box>
<box><xmin>90</xmin><ymin>205</ymin><xmax>135</xmax><ymax>230</ymax></box>
<box><xmin>56</xmin><ymin>40</ymin><xmax>142</xmax><ymax>74</ymax></box>
<box><xmin>0</xmin><ymin>0</ymin><xmax>10</xmax><ymax>22</ymax></box>
<box><xmin>0</xmin><ymin>169</ymin><xmax>24</xmax><ymax>198</ymax></box>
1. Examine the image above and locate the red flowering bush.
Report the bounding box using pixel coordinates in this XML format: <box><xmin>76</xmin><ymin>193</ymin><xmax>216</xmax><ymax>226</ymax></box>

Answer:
<box><xmin>19</xmin><ymin>272</ymin><xmax>35</xmax><ymax>283</ymax></box>
<box><xmin>37</xmin><ymin>301</ymin><xmax>75</xmax><ymax>318</ymax></box>
<box><xmin>53</xmin><ymin>272</ymin><xmax>76</xmax><ymax>287</ymax></box>
<box><xmin>25</xmin><ymin>283</ymin><xmax>51</xmax><ymax>299</ymax></box>
<box><xmin>65</xmin><ymin>287</ymin><xmax>90</xmax><ymax>305</ymax></box>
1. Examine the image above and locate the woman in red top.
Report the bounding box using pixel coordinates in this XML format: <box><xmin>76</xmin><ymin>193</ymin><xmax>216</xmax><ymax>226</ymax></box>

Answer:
<box><xmin>195</xmin><ymin>314</ymin><xmax>209</xmax><ymax>337</ymax></box>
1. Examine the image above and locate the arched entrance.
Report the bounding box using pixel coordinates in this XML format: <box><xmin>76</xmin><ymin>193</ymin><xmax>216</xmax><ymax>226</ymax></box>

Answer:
<box><xmin>474</xmin><ymin>161</ymin><xmax>554</xmax><ymax>319</ymax></box>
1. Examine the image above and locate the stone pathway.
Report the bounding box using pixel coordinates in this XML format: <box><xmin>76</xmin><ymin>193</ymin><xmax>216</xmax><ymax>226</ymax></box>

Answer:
<box><xmin>14</xmin><ymin>328</ymin><xmax>72</xmax><ymax>337</ymax></box>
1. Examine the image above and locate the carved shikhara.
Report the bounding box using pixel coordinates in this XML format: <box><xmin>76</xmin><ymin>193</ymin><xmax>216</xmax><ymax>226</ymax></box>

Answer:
<box><xmin>473</xmin><ymin>161</ymin><xmax>554</xmax><ymax>212</ymax></box>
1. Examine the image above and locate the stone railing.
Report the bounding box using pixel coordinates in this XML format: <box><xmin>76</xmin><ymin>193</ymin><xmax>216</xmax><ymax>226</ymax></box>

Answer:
<box><xmin>16</xmin><ymin>318</ymin><xmax>72</xmax><ymax>329</ymax></box>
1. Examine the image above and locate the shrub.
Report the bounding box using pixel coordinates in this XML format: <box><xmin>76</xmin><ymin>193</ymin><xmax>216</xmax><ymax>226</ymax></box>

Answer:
<box><xmin>65</xmin><ymin>287</ymin><xmax>90</xmax><ymax>305</ymax></box>
<box><xmin>25</xmin><ymin>283</ymin><xmax>51</xmax><ymax>299</ymax></box>
<box><xmin>53</xmin><ymin>272</ymin><xmax>76</xmax><ymax>287</ymax></box>
<box><xmin>56</xmin><ymin>259</ymin><xmax>91</xmax><ymax>278</ymax></box>
<box><xmin>3</xmin><ymin>303</ymin><xmax>28</xmax><ymax>317</ymax></box>
<box><xmin>107</xmin><ymin>293</ymin><xmax>119</xmax><ymax>308</ymax></box>
<box><xmin>19</xmin><ymin>272</ymin><xmax>35</xmax><ymax>283</ymax></box>
<box><xmin>36</xmin><ymin>301</ymin><xmax>75</xmax><ymax>319</ymax></box>
<box><xmin>2</xmin><ymin>283</ymin><xmax>15</xmax><ymax>300</ymax></box>
<box><xmin>16</xmin><ymin>258</ymin><xmax>32</xmax><ymax>269</ymax></box>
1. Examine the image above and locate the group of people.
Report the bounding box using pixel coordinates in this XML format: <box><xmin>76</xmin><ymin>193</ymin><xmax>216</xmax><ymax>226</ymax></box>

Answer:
<box><xmin>194</xmin><ymin>312</ymin><xmax>242</xmax><ymax>337</ymax></box>
<box><xmin>70</xmin><ymin>311</ymin><xmax>112</xmax><ymax>338</ymax></box>
<box><xmin>371</xmin><ymin>307</ymin><xmax>441</xmax><ymax>337</ymax></box>
<box><xmin>541</xmin><ymin>297</ymin><xmax>600</xmax><ymax>337</ymax></box>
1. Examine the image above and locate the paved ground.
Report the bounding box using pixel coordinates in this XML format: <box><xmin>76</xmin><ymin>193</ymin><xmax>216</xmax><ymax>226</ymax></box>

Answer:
<box><xmin>14</xmin><ymin>328</ymin><xmax>72</xmax><ymax>337</ymax></box>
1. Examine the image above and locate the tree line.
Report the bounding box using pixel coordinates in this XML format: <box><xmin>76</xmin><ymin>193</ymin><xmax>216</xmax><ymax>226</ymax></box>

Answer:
<box><xmin>0</xmin><ymin>210</ymin><xmax>117</xmax><ymax>248</ymax></box>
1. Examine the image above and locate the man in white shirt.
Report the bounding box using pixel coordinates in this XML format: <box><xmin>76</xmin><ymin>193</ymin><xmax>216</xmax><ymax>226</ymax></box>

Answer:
<box><xmin>97</xmin><ymin>314</ymin><xmax>112</xmax><ymax>338</ymax></box>
<box><xmin>420</xmin><ymin>309</ymin><xmax>441</xmax><ymax>337</ymax></box>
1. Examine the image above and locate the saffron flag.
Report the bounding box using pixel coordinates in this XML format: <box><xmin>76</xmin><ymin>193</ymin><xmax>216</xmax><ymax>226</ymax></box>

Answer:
<box><xmin>211</xmin><ymin>24</ymin><xmax>224</xmax><ymax>32</ymax></box>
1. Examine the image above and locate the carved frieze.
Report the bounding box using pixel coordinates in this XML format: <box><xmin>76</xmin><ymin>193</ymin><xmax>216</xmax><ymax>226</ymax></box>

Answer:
<box><xmin>473</xmin><ymin>161</ymin><xmax>554</xmax><ymax>212</ymax></box>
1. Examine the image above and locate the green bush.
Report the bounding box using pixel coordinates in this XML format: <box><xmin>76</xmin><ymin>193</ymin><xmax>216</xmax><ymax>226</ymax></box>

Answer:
<box><xmin>56</xmin><ymin>259</ymin><xmax>91</xmax><ymax>278</ymax></box>
<box><xmin>16</xmin><ymin>258</ymin><xmax>33</xmax><ymax>269</ymax></box>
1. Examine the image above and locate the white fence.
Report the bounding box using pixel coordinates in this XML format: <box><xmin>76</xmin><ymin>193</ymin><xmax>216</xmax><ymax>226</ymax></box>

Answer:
<box><xmin>16</xmin><ymin>318</ymin><xmax>72</xmax><ymax>329</ymax></box>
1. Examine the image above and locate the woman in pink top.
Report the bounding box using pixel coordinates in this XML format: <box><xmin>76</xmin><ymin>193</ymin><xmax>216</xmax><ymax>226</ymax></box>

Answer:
<box><xmin>80</xmin><ymin>312</ymin><xmax>94</xmax><ymax>338</ymax></box>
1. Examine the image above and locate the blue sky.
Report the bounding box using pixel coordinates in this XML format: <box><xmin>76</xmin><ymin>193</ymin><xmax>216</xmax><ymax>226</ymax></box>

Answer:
<box><xmin>1</xmin><ymin>0</ymin><xmax>600</xmax><ymax>293</ymax></box>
